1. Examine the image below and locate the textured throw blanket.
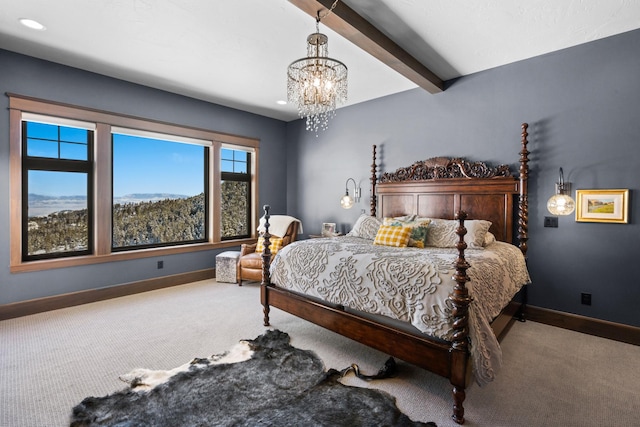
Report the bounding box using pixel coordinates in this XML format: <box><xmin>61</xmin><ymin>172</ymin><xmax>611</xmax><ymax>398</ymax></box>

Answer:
<box><xmin>258</xmin><ymin>215</ymin><xmax>303</xmax><ymax>237</ymax></box>
<box><xmin>270</xmin><ymin>237</ymin><xmax>531</xmax><ymax>386</ymax></box>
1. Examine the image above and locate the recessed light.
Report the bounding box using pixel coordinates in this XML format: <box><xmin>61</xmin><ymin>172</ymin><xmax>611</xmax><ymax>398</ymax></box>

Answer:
<box><xmin>20</xmin><ymin>18</ymin><xmax>46</xmax><ymax>31</ymax></box>
<box><xmin>276</xmin><ymin>100</ymin><xmax>287</xmax><ymax>105</ymax></box>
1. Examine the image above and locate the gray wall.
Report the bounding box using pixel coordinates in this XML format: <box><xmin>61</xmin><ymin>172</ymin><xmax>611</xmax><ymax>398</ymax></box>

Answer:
<box><xmin>3</xmin><ymin>27</ymin><xmax>639</xmax><ymax>328</ymax></box>
<box><xmin>285</xmin><ymin>29</ymin><xmax>640</xmax><ymax>328</ymax></box>
<box><xmin>0</xmin><ymin>49</ymin><xmax>287</xmax><ymax>305</ymax></box>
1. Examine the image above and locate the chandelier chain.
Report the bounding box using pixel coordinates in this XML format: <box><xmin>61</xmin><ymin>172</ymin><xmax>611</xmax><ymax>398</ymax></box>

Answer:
<box><xmin>317</xmin><ymin>0</ymin><xmax>340</xmax><ymax>23</ymax></box>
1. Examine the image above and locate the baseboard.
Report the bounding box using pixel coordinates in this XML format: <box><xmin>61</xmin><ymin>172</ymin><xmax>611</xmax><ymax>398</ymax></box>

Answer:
<box><xmin>0</xmin><ymin>268</ymin><xmax>216</xmax><ymax>321</ymax></box>
<box><xmin>526</xmin><ymin>305</ymin><xmax>639</xmax><ymax>346</ymax></box>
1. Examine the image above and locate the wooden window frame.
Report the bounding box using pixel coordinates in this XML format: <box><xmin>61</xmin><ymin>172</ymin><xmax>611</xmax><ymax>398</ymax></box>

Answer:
<box><xmin>8</xmin><ymin>94</ymin><xmax>259</xmax><ymax>273</ymax></box>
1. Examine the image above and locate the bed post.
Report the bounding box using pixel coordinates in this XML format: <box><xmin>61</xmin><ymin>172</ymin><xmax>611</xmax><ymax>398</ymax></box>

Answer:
<box><xmin>518</xmin><ymin>123</ymin><xmax>530</xmax><ymax>258</ymax></box>
<box><xmin>261</xmin><ymin>205</ymin><xmax>272</xmax><ymax>326</ymax></box>
<box><xmin>518</xmin><ymin>123</ymin><xmax>530</xmax><ymax>321</ymax></box>
<box><xmin>449</xmin><ymin>211</ymin><xmax>472</xmax><ymax>425</ymax></box>
<box><xmin>370</xmin><ymin>145</ymin><xmax>377</xmax><ymax>216</ymax></box>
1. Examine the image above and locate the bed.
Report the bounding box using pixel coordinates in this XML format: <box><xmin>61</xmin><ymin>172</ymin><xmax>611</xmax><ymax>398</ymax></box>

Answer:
<box><xmin>259</xmin><ymin>123</ymin><xmax>531</xmax><ymax>424</ymax></box>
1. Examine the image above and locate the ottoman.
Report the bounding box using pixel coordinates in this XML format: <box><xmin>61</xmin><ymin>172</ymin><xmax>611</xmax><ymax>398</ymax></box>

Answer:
<box><xmin>215</xmin><ymin>251</ymin><xmax>241</xmax><ymax>283</ymax></box>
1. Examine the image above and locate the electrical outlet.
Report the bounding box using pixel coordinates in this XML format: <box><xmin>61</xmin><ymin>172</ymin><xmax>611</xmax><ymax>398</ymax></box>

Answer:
<box><xmin>544</xmin><ymin>216</ymin><xmax>558</xmax><ymax>228</ymax></box>
<box><xmin>581</xmin><ymin>293</ymin><xmax>591</xmax><ymax>306</ymax></box>
<box><xmin>157</xmin><ymin>260</ymin><xmax>164</xmax><ymax>269</ymax></box>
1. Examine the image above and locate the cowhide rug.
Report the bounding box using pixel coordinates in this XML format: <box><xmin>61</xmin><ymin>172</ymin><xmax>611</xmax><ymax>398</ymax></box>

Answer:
<box><xmin>70</xmin><ymin>330</ymin><xmax>436</xmax><ymax>426</ymax></box>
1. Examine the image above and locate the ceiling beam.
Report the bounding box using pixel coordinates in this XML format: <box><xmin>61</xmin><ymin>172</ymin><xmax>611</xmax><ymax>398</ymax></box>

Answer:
<box><xmin>288</xmin><ymin>0</ymin><xmax>444</xmax><ymax>94</ymax></box>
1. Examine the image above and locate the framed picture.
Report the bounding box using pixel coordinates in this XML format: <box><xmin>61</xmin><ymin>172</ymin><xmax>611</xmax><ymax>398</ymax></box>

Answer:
<box><xmin>322</xmin><ymin>222</ymin><xmax>336</xmax><ymax>237</ymax></box>
<box><xmin>575</xmin><ymin>189</ymin><xmax>629</xmax><ymax>223</ymax></box>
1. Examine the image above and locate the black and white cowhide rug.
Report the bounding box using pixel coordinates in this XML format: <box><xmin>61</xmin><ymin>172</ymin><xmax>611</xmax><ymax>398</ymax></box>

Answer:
<box><xmin>70</xmin><ymin>330</ymin><xmax>436</xmax><ymax>427</ymax></box>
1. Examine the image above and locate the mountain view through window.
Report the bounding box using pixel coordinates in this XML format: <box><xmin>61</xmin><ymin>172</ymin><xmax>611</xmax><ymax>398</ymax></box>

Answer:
<box><xmin>111</xmin><ymin>133</ymin><xmax>207</xmax><ymax>250</ymax></box>
<box><xmin>14</xmin><ymin>99</ymin><xmax>258</xmax><ymax>269</ymax></box>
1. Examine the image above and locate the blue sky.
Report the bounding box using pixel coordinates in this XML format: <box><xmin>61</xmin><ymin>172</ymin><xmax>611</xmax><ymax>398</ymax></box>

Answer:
<box><xmin>26</xmin><ymin>122</ymin><xmax>246</xmax><ymax>198</ymax></box>
<box><xmin>112</xmin><ymin>134</ymin><xmax>204</xmax><ymax>197</ymax></box>
<box><xmin>27</xmin><ymin>124</ymin><xmax>206</xmax><ymax>197</ymax></box>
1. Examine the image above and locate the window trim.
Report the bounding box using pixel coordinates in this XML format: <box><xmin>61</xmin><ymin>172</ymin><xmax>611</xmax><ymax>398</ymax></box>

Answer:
<box><xmin>8</xmin><ymin>93</ymin><xmax>259</xmax><ymax>273</ymax></box>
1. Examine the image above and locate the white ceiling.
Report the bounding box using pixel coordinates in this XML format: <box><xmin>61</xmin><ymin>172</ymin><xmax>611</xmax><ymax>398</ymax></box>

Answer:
<box><xmin>1</xmin><ymin>0</ymin><xmax>639</xmax><ymax>122</ymax></box>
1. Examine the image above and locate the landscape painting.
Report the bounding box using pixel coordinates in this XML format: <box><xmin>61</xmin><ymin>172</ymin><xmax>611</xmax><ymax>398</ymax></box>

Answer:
<box><xmin>588</xmin><ymin>197</ymin><xmax>615</xmax><ymax>214</ymax></box>
<box><xmin>576</xmin><ymin>189</ymin><xmax>629</xmax><ymax>223</ymax></box>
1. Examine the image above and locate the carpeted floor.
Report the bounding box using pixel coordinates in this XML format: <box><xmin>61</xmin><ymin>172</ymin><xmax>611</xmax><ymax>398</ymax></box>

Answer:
<box><xmin>1</xmin><ymin>279</ymin><xmax>639</xmax><ymax>427</ymax></box>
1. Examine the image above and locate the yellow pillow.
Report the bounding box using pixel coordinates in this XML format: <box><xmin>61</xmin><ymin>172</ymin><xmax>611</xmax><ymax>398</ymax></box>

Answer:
<box><xmin>255</xmin><ymin>236</ymin><xmax>284</xmax><ymax>254</ymax></box>
<box><xmin>373</xmin><ymin>225</ymin><xmax>412</xmax><ymax>248</ymax></box>
<box><xmin>383</xmin><ymin>217</ymin><xmax>431</xmax><ymax>248</ymax></box>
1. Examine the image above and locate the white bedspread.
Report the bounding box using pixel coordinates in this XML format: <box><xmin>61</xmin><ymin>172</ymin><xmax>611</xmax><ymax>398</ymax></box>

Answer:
<box><xmin>270</xmin><ymin>236</ymin><xmax>531</xmax><ymax>386</ymax></box>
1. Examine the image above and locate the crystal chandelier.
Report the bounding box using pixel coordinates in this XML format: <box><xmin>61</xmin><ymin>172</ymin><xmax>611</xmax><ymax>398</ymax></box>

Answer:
<box><xmin>287</xmin><ymin>2</ymin><xmax>347</xmax><ymax>134</ymax></box>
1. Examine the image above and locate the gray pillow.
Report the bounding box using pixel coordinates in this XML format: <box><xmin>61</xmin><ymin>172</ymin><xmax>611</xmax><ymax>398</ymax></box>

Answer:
<box><xmin>347</xmin><ymin>215</ymin><xmax>382</xmax><ymax>240</ymax></box>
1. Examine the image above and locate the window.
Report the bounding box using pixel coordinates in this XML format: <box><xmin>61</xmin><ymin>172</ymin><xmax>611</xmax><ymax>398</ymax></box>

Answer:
<box><xmin>221</xmin><ymin>148</ymin><xmax>251</xmax><ymax>240</ymax></box>
<box><xmin>111</xmin><ymin>132</ymin><xmax>208</xmax><ymax>250</ymax></box>
<box><xmin>9</xmin><ymin>95</ymin><xmax>259</xmax><ymax>272</ymax></box>
<box><xmin>21</xmin><ymin>119</ymin><xmax>94</xmax><ymax>261</ymax></box>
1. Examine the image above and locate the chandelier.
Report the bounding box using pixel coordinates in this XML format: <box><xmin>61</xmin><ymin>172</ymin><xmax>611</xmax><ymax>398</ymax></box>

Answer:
<box><xmin>287</xmin><ymin>1</ymin><xmax>347</xmax><ymax>134</ymax></box>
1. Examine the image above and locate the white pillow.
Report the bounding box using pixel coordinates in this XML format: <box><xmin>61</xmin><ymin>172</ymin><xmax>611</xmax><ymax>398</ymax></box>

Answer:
<box><xmin>425</xmin><ymin>219</ymin><xmax>492</xmax><ymax>249</ymax></box>
<box><xmin>483</xmin><ymin>231</ymin><xmax>496</xmax><ymax>246</ymax></box>
<box><xmin>347</xmin><ymin>215</ymin><xmax>382</xmax><ymax>240</ymax></box>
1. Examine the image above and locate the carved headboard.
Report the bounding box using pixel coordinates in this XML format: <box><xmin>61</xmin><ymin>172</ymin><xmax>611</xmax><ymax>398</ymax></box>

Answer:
<box><xmin>370</xmin><ymin>124</ymin><xmax>530</xmax><ymax>250</ymax></box>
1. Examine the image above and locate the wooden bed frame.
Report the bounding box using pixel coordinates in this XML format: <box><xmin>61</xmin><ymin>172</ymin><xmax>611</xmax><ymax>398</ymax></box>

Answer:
<box><xmin>259</xmin><ymin>123</ymin><xmax>530</xmax><ymax>424</ymax></box>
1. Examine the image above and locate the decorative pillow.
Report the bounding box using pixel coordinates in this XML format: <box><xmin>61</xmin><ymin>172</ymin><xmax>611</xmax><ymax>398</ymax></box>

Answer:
<box><xmin>373</xmin><ymin>225</ymin><xmax>412</xmax><ymax>248</ymax></box>
<box><xmin>347</xmin><ymin>215</ymin><xmax>382</xmax><ymax>240</ymax></box>
<box><xmin>255</xmin><ymin>236</ymin><xmax>284</xmax><ymax>254</ymax></box>
<box><xmin>414</xmin><ymin>216</ymin><xmax>432</xmax><ymax>223</ymax></box>
<box><xmin>383</xmin><ymin>217</ymin><xmax>431</xmax><ymax>248</ymax></box>
<box><xmin>386</xmin><ymin>214</ymin><xmax>415</xmax><ymax>222</ymax></box>
<box><xmin>425</xmin><ymin>219</ymin><xmax>492</xmax><ymax>249</ymax></box>
<box><xmin>483</xmin><ymin>231</ymin><xmax>496</xmax><ymax>246</ymax></box>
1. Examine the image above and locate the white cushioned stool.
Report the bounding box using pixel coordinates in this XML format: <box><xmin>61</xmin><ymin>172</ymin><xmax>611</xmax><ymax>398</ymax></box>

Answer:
<box><xmin>215</xmin><ymin>251</ymin><xmax>241</xmax><ymax>283</ymax></box>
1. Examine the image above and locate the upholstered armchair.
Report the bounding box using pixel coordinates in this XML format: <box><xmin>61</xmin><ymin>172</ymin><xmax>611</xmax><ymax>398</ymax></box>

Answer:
<box><xmin>237</xmin><ymin>216</ymin><xmax>301</xmax><ymax>285</ymax></box>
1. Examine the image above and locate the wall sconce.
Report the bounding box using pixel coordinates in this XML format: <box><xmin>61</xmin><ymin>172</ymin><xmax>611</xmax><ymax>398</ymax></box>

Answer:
<box><xmin>547</xmin><ymin>168</ymin><xmax>576</xmax><ymax>215</ymax></box>
<box><xmin>340</xmin><ymin>178</ymin><xmax>361</xmax><ymax>209</ymax></box>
